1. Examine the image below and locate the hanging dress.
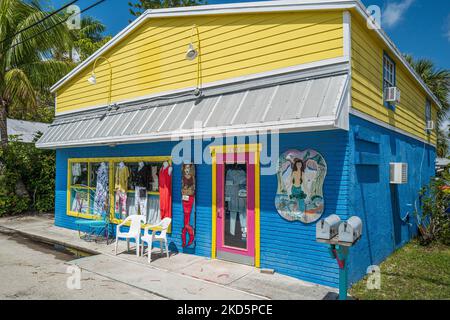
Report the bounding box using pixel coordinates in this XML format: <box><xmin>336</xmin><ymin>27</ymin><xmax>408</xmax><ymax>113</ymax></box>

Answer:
<box><xmin>159</xmin><ymin>165</ymin><xmax>172</xmax><ymax>220</ymax></box>
<box><xmin>94</xmin><ymin>163</ymin><xmax>109</xmax><ymax>215</ymax></box>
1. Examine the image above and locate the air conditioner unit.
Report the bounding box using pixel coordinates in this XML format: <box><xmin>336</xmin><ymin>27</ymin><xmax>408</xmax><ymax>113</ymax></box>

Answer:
<box><xmin>426</xmin><ymin>120</ymin><xmax>435</xmax><ymax>131</ymax></box>
<box><xmin>390</xmin><ymin>163</ymin><xmax>408</xmax><ymax>184</ymax></box>
<box><xmin>384</xmin><ymin>87</ymin><xmax>401</xmax><ymax>104</ymax></box>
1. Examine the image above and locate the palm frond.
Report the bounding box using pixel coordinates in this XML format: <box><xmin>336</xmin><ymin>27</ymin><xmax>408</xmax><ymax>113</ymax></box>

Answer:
<box><xmin>5</xmin><ymin>3</ymin><xmax>73</xmax><ymax>68</ymax></box>
<box><xmin>404</xmin><ymin>54</ymin><xmax>450</xmax><ymax>124</ymax></box>
<box><xmin>79</xmin><ymin>16</ymin><xmax>106</xmax><ymax>40</ymax></box>
<box><xmin>21</xmin><ymin>59</ymin><xmax>75</xmax><ymax>91</ymax></box>
<box><xmin>3</xmin><ymin>68</ymin><xmax>37</xmax><ymax>108</ymax></box>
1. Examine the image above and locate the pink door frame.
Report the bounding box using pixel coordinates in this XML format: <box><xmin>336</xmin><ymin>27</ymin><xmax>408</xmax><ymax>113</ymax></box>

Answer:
<box><xmin>216</xmin><ymin>152</ymin><xmax>255</xmax><ymax>262</ymax></box>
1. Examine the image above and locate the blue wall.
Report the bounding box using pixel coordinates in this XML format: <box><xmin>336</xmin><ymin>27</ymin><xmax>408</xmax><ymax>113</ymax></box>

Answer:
<box><xmin>55</xmin><ymin>140</ymin><xmax>214</xmax><ymax>258</ymax></box>
<box><xmin>259</xmin><ymin>130</ymin><xmax>350</xmax><ymax>287</ymax></box>
<box><xmin>347</xmin><ymin>115</ymin><xmax>436</xmax><ymax>285</ymax></box>
<box><xmin>53</xmin><ymin>116</ymin><xmax>436</xmax><ymax>288</ymax></box>
<box><xmin>55</xmin><ymin>130</ymin><xmax>349</xmax><ymax>288</ymax></box>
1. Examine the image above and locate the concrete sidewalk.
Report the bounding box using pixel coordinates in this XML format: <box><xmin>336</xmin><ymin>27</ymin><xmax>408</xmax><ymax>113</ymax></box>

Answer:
<box><xmin>0</xmin><ymin>214</ymin><xmax>337</xmax><ymax>300</ymax></box>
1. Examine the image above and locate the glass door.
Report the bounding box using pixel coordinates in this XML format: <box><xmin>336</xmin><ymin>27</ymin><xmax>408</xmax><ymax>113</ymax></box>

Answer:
<box><xmin>216</xmin><ymin>152</ymin><xmax>255</xmax><ymax>266</ymax></box>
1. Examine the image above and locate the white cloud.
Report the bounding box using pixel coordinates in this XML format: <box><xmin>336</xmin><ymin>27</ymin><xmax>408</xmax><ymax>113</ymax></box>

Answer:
<box><xmin>382</xmin><ymin>0</ymin><xmax>415</xmax><ymax>28</ymax></box>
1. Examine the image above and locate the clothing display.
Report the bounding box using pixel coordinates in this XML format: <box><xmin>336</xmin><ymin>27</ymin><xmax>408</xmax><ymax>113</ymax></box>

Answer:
<box><xmin>72</xmin><ymin>163</ymin><xmax>82</xmax><ymax>184</ymax></box>
<box><xmin>225</xmin><ymin>168</ymin><xmax>247</xmax><ymax>238</ymax></box>
<box><xmin>115</xmin><ymin>190</ymin><xmax>127</xmax><ymax>219</ymax></box>
<box><xmin>147</xmin><ymin>196</ymin><xmax>160</xmax><ymax>225</ymax></box>
<box><xmin>151</xmin><ymin>166</ymin><xmax>159</xmax><ymax>192</ymax></box>
<box><xmin>115</xmin><ymin>164</ymin><xmax>130</xmax><ymax>193</ymax></box>
<box><xmin>72</xmin><ymin>190</ymin><xmax>88</xmax><ymax>213</ymax></box>
<box><xmin>159</xmin><ymin>164</ymin><xmax>172</xmax><ymax>220</ymax></box>
<box><xmin>134</xmin><ymin>186</ymin><xmax>148</xmax><ymax>216</ymax></box>
<box><xmin>230</xmin><ymin>211</ymin><xmax>247</xmax><ymax>237</ymax></box>
<box><xmin>225</xmin><ymin>168</ymin><xmax>247</xmax><ymax>213</ymax></box>
<box><xmin>114</xmin><ymin>163</ymin><xmax>129</xmax><ymax>218</ymax></box>
<box><xmin>134</xmin><ymin>164</ymin><xmax>152</xmax><ymax>190</ymax></box>
<box><xmin>93</xmin><ymin>162</ymin><xmax>109</xmax><ymax>215</ymax></box>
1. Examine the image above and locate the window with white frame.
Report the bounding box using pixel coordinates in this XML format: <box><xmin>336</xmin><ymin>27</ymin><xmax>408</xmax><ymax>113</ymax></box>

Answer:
<box><xmin>383</xmin><ymin>53</ymin><xmax>396</xmax><ymax>90</ymax></box>
<box><xmin>425</xmin><ymin>98</ymin><xmax>432</xmax><ymax>123</ymax></box>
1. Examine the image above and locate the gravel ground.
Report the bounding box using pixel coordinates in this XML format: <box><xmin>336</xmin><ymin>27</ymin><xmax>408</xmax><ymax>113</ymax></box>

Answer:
<box><xmin>0</xmin><ymin>232</ymin><xmax>164</xmax><ymax>300</ymax></box>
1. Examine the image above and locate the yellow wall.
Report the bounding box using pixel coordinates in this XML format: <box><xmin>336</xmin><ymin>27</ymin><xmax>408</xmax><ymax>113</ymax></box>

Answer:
<box><xmin>56</xmin><ymin>11</ymin><xmax>344</xmax><ymax>114</ymax></box>
<box><xmin>351</xmin><ymin>14</ymin><xmax>437</xmax><ymax>144</ymax></box>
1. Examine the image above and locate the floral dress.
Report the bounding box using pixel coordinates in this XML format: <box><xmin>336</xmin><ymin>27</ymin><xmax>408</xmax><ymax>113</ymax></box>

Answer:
<box><xmin>94</xmin><ymin>163</ymin><xmax>109</xmax><ymax>216</ymax></box>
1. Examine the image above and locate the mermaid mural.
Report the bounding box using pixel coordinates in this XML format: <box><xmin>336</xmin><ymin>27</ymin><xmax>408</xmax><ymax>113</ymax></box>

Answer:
<box><xmin>275</xmin><ymin>149</ymin><xmax>327</xmax><ymax>224</ymax></box>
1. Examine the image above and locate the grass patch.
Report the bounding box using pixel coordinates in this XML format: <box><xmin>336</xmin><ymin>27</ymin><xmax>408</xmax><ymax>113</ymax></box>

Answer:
<box><xmin>350</xmin><ymin>240</ymin><xmax>450</xmax><ymax>300</ymax></box>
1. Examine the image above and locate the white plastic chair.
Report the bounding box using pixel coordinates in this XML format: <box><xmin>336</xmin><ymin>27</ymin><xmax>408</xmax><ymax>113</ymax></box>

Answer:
<box><xmin>141</xmin><ymin>218</ymin><xmax>172</xmax><ymax>263</ymax></box>
<box><xmin>114</xmin><ymin>215</ymin><xmax>145</xmax><ymax>257</ymax></box>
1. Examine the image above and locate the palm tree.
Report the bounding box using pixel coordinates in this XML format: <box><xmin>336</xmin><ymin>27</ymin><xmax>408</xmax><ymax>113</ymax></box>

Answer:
<box><xmin>74</xmin><ymin>17</ymin><xmax>111</xmax><ymax>61</ymax></box>
<box><xmin>128</xmin><ymin>0</ymin><xmax>206</xmax><ymax>18</ymax></box>
<box><xmin>437</xmin><ymin>128</ymin><xmax>449</xmax><ymax>158</ymax></box>
<box><xmin>0</xmin><ymin>0</ymin><xmax>74</xmax><ymax>148</ymax></box>
<box><xmin>54</xmin><ymin>16</ymin><xmax>111</xmax><ymax>62</ymax></box>
<box><xmin>404</xmin><ymin>55</ymin><xmax>450</xmax><ymax>124</ymax></box>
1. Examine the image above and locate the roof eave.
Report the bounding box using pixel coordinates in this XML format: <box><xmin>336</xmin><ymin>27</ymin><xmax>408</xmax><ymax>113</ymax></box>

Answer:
<box><xmin>35</xmin><ymin>119</ymin><xmax>341</xmax><ymax>150</ymax></box>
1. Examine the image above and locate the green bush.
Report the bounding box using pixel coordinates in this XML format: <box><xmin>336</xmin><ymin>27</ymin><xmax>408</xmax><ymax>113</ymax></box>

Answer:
<box><xmin>415</xmin><ymin>172</ymin><xmax>450</xmax><ymax>246</ymax></box>
<box><xmin>0</xmin><ymin>135</ymin><xmax>55</xmax><ymax>216</ymax></box>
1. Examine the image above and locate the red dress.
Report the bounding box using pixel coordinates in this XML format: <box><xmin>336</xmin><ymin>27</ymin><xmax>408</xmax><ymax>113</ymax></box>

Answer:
<box><xmin>159</xmin><ymin>166</ymin><xmax>172</xmax><ymax>220</ymax></box>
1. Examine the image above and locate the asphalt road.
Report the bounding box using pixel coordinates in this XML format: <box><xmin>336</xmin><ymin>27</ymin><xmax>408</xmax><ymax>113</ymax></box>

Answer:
<box><xmin>0</xmin><ymin>233</ymin><xmax>163</xmax><ymax>300</ymax></box>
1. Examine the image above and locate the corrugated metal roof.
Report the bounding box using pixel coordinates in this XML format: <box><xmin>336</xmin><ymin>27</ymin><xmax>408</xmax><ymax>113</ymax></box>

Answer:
<box><xmin>37</xmin><ymin>69</ymin><xmax>349</xmax><ymax>149</ymax></box>
<box><xmin>4</xmin><ymin>119</ymin><xmax>50</xmax><ymax>143</ymax></box>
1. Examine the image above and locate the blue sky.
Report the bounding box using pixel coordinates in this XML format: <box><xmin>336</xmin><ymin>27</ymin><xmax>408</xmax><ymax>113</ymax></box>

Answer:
<box><xmin>48</xmin><ymin>0</ymin><xmax>449</xmax><ymax>69</ymax></box>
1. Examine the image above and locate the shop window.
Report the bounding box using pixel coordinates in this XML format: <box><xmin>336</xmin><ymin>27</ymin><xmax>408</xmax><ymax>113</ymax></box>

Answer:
<box><xmin>68</xmin><ymin>157</ymin><xmax>171</xmax><ymax>227</ymax></box>
<box><xmin>112</xmin><ymin>160</ymin><xmax>162</xmax><ymax>225</ymax></box>
<box><xmin>69</xmin><ymin>162</ymin><xmax>89</xmax><ymax>215</ymax></box>
<box><xmin>69</xmin><ymin>161</ymin><xmax>109</xmax><ymax>218</ymax></box>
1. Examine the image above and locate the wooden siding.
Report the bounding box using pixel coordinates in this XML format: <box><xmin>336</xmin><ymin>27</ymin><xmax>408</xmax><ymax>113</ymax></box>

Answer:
<box><xmin>351</xmin><ymin>15</ymin><xmax>438</xmax><ymax>145</ymax></box>
<box><xmin>56</xmin><ymin>11</ymin><xmax>344</xmax><ymax>114</ymax></box>
<box><xmin>54</xmin><ymin>131</ymin><xmax>349</xmax><ymax>288</ymax></box>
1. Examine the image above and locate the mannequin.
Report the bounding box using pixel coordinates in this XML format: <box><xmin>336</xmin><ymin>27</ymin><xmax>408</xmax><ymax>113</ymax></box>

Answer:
<box><xmin>159</xmin><ymin>161</ymin><xmax>172</xmax><ymax>220</ymax></box>
<box><xmin>115</xmin><ymin>162</ymin><xmax>130</xmax><ymax>219</ymax></box>
<box><xmin>181</xmin><ymin>163</ymin><xmax>195</xmax><ymax>248</ymax></box>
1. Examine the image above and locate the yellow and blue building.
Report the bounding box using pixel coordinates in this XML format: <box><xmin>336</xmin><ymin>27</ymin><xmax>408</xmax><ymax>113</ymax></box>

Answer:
<box><xmin>37</xmin><ymin>0</ymin><xmax>440</xmax><ymax>288</ymax></box>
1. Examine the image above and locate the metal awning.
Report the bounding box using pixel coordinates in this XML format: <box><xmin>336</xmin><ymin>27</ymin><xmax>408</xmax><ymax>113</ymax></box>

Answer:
<box><xmin>37</xmin><ymin>66</ymin><xmax>350</xmax><ymax>149</ymax></box>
